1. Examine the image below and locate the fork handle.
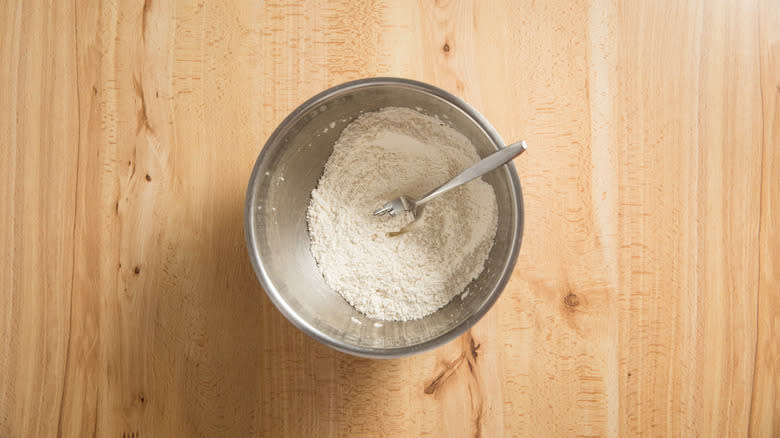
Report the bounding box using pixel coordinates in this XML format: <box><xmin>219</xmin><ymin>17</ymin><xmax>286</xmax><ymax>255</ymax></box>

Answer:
<box><xmin>416</xmin><ymin>141</ymin><xmax>527</xmax><ymax>207</ymax></box>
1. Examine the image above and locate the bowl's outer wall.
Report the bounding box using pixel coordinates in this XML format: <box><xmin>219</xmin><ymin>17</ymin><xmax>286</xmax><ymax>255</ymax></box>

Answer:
<box><xmin>245</xmin><ymin>78</ymin><xmax>523</xmax><ymax>358</ymax></box>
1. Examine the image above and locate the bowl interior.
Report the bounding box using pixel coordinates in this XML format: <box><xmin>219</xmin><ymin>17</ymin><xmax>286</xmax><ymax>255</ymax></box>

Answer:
<box><xmin>246</xmin><ymin>81</ymin><xmax>522</xmax><ymax>356</ymax></box>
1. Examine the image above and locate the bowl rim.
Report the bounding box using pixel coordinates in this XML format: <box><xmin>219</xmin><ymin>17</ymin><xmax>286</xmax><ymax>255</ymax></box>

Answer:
<box><xmin>245</xmin><ymin>77</ymin><xmax>524</xmax><ymax>358</ymax></box>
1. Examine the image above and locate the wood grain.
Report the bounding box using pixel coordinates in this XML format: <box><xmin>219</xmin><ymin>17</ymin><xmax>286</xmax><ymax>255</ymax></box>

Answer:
<box><xmin>1</xmin><ymin>1</ymin><xmax>777</xmax><ymax>437</ymax></box>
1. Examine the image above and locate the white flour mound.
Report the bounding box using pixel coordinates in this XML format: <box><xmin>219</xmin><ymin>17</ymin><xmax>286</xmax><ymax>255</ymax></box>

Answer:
<box><xmin>307</xmin><ymin>107</ymin><xmax>498</xmax><ymax>321</ymax></box>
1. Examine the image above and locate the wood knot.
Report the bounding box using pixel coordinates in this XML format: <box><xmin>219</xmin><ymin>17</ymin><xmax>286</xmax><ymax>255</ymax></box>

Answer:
<box><xmin>145</xmin><ymin>174</ymin><xmax>152</xmax><ymax>182</ymax></box>
<box><xmin>469</xmin><ymin>337</ymin><xmax>480</xmax><ymax>360</ymax></box>
<box><xmin>424</xmin><ymin>352</ymin><xmax>465</xmax><ymax>395</ymax></box>
<box><xmin>564</xmin><ymin>293</ymin><xmax>580</xmax><ymax>307</ymax></box>
<box><xmin>134</xmin><ymin>266</ymin><xmax>141</xmax><ymax>275</ymax></box>
<box><xmin>139</xmin><ymin>393</ymin><xmax>146</xmax><ymax>403</ymax></box>
<box><xmin>442</xmin><ymin>43</ymin><xmax>450</xmax><ymax>53</ymax></box>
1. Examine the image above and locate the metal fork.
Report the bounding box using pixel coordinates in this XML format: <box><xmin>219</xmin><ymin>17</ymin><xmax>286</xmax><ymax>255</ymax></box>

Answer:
<box><xmin>372</xmin><ymin>141</ymin><xmax>527</xmax><ymax>218</ymax></box>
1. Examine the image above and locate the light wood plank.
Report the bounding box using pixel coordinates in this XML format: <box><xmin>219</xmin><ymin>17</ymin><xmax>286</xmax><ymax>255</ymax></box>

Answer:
<box><xmin>0</xmin><ymin>1</ymin><xmax>79</xmax><ymax>436</ymax></box>
<box><xmin>751</xmin><ymin>0</ymin><xmax>780</xmax><ymax>435</ymax></box>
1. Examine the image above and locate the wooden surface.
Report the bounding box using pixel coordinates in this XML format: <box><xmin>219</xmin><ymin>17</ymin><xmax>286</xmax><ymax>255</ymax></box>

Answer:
<box><xmin>1</xmin><ymin>1</ymin><xmax>778</xmax><ymax>436</ymax></box>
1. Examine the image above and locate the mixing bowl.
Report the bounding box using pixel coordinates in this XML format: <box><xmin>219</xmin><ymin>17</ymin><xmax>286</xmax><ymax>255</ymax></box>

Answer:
<box><xmin>245</xmin><ymin>78</ymin><xmax>524</xmax><ymax>358</ymax></box>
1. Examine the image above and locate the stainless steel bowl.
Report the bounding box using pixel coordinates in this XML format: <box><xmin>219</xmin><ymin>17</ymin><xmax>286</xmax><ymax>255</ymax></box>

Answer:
<box><xmin>245</xmin><ymin>78</ymin><xmax>523</xmax><ymax>358</ymax></box>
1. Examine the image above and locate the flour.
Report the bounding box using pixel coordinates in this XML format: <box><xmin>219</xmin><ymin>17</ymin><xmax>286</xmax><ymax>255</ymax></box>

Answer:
<box><xmin>307</xmin><ymin>107</ymin><xmax>498</xmax><ymax>321</ymax></box>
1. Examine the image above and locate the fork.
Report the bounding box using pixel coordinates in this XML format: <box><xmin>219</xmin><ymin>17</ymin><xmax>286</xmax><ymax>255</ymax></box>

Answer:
<box><xmin>372</xmin><ymin>141</ymin><xmax>527</xmax><ymax>218</ymax></box>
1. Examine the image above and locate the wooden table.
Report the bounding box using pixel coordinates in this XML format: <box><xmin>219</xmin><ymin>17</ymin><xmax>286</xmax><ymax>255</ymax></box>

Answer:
<box><xmin>2</xmin><ymin>1</ymin><xmax>778</xmax><ymax>436</ymax></box>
